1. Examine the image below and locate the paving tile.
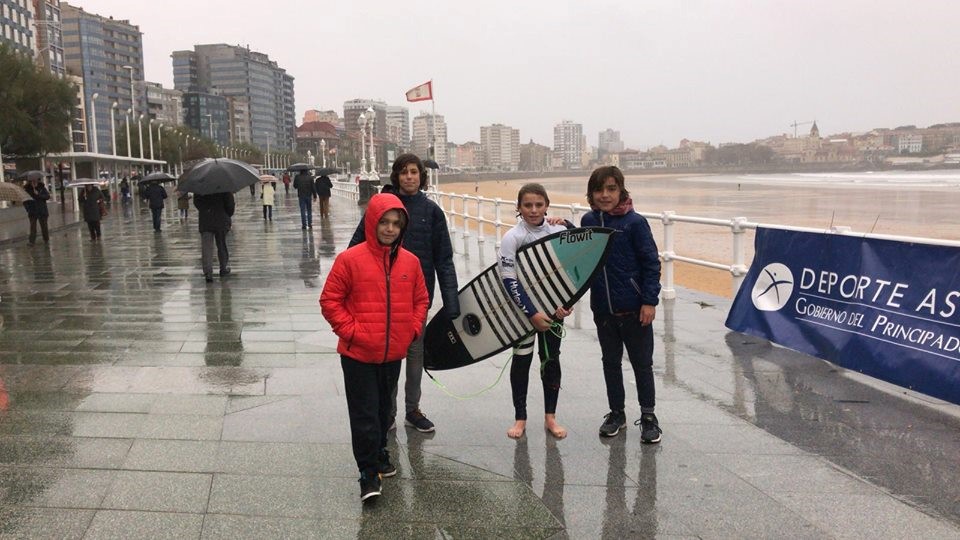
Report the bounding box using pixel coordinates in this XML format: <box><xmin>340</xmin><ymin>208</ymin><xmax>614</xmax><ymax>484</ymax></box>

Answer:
<box><xmin>101</xmin><ymin>471</ymin><xmax>212</xmax><ymax>513</ymax></box>
<box><xmin>83</xmin><ymin>510</ymin><xmax>203</xmax><ymax>540</ymax></box>
<box><xmin>0</xmin><ymin>507</ymin><xmax>94</xmax><ymax>539</ymax></box>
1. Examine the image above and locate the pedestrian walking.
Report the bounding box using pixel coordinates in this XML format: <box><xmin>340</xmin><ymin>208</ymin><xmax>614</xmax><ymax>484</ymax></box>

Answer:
<box><xmin>321</xmin><ymin>193</ymin><xmax>429</xmax><ymax>504</ymax></box>
<box><xmin>193</xmin><ymin>191</ymin><xmax>235</xmax><ymax>283</ymax></box>
<box><xmin>282</xmin><ymin>173</ymin><xmax>291</xmax><ymax>195</ymax></box>
<box><xmin>499</xmin><ymin>183</ymin><xmax>573</xmax><ymax>440</ymax></box>
<box><xmin>23</xmin><ymin>176</ymin><xmax>50</xmax><ymax>245</ymax></box>
<box><xmin>314</xmin><ymin>174</ymin><xmax>333</xmax><ymax>219</ymax></box>
<box><xmin>293</xmin><ymin>170</ymin><xmax>316</xmax><ymax>229</ymax></box>
<box><xmin>79</xmin><ymin>184</ymin><xmax>105</xmax><ymax>241</ymax></box>
<box><xmin>349</xmin><ymin>153</ymin><xmax>460</xmax><ymax>433</ymax></box>
<box><xmin>176</xmin><ymin>190</ymin><xmax>190</xmax><ymax>220</ymax></box>
<box><xmin>248</xmin><ymin>182</ymin><xmax>256</xmax><ymax>199</ymax></box>
<box><xmin>141</xmin><ymin>181</ymin><xmax>168</xmax><ymax>232</ymax></box>
<box><xmin>119</xmin><ymin>178</ymin><xmax>131</xmax><ymax>202</ymax></box>
<box><xmin>581</xmin><ymin>166</ymin><xmax>663</xmax><ymax>443</ymax></box>
<box><xmin>262</xmin><ymin>181</ymin><xmax>275</xmax><ymax>221</ymax></box>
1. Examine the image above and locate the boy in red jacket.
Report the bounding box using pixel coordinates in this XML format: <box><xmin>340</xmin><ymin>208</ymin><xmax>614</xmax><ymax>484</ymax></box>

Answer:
<box><xmin>320</xmin><ymin>193</ymin><xmax>429</xmax><ymax>503</ymax></box>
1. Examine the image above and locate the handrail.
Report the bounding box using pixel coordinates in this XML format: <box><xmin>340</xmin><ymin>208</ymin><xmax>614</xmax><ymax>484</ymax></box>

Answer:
<box><xmin>332</xmin><ymin>181</ymin><xmax>960</xmax><ymax>301</ymax></box>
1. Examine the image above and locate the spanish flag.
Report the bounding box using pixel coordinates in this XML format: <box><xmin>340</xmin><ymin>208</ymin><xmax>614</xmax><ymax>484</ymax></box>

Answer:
<box><xmin>405</xmin><ymin>81</ymin><xmax>433</xmax><ymax>102</ymax></box>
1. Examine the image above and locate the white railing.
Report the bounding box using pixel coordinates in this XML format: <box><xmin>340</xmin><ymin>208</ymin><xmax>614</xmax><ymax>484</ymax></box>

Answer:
<box><xmin>332</xmin><ymin>181</ymin><xmax>960</xmax><ymax>300</ymax></box>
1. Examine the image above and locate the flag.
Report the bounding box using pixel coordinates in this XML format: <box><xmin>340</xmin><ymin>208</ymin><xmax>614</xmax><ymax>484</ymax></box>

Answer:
<box><xmin>406</xmin><ymin>81</ymin><xmax>433</xmax><ymax>102</ymax></box>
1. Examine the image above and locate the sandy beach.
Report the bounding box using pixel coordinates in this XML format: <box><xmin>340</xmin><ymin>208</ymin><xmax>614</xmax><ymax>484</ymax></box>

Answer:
<box><xmin>439</xmin><ymin>172</ymin><xmax>960</xmax><ymax>298</ymax></box>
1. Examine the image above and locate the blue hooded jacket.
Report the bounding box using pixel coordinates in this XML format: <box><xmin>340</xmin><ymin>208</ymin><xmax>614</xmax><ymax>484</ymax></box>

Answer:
<box><xmin>581</xmin><ymin>209</ymin><xmax>661</xmax><ymax>313</ymax></box>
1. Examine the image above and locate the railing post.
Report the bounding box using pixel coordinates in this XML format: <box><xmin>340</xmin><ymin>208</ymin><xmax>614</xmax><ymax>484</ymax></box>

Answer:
<box><xmin>447</xmin><ymin>193</ymin><xmax>458</xmax><ymax>239</ymax></box>
<box><xmin>731</xmin><ymin>216</ymin><xmax>748</xmax><ymax>295</ymax></box>
<box><xmin>661</xmin><ymin>211</ymin><xmax>677</xmax><ymax>300</ymax></box>
<box><xmin>494</xmin><ymin>198</ymin><xmax>503</xmax><ymax>252</ymax></box>
<box><xmin>461</xmin><ymin>194</ymin><xmax>471</xmax><ymax>259</ymax></box>
<box><xmin>476</xmin><ymin>196</ymin><xmax>485</xmax><ymax>262</ymax></box>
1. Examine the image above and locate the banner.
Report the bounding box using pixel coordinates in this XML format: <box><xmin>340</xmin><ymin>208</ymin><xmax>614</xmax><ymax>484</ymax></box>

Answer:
<box><xmin>726</xmin><ymin>227</ymin><xmax>960</xmax><ymax>405</ymax></box>
<box><xmin>406</xmin><ymin>81</ymin><xmax>433</xmax><ymax>102</ymax></box>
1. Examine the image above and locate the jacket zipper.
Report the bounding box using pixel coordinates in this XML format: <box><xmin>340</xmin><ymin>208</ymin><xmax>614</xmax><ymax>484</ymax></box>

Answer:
<box><xmin>383</xmin><ymin>250</ymin><xmax>392</xmax><ymax>363</ymax></box>
<box><xmin>600</xmin><ymin>213</ymin><xmax>614</xmax><ymax>314</ymax></box>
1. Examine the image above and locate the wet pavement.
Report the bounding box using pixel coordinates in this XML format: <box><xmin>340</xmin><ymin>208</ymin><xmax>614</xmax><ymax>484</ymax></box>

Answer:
<box><xmin>0</xmin><ymin>190</ymin><xmax>958</xmax><ymax>539</ymax></box>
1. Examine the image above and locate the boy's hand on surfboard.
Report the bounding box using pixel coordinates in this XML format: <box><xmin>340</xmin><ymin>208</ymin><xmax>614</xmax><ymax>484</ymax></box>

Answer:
<box><xmin>640</xmin><ymin>305</ymin><xmax>656</xmax><ymax>326</ymax></box>
<box><xmin>531</xmin><ymin>312</ymin><xmax>553</xmax><ymax>332</ymax></box>
<box><xmin>545</xmin><ymin>216</ymin><xmax>567</xmax><ymax>226</ymax></box>
<box><xmin>553</xmin><ymin>306</ymin><xmax>573</xmax><ymax>320</ymax></box>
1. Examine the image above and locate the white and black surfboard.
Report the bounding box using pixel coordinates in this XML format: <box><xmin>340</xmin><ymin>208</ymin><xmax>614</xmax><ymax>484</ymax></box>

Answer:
<box><xmin>423</xmin><ymin>227</ymin><xmax>616</xmax><ymax>370</ymax></box>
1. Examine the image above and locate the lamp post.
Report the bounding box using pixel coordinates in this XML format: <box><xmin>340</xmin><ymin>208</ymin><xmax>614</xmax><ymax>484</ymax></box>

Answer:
<box><xmin>366</xmin><ymin>107</ymin><xmax>378</xmax><ymax>180</ymax></box>
<box><xmin>265</xmin><ymin>132</ymin><xmax>272</xmax><ymax>170</ymax></box>
<box><xmin>110</xmin><ymin>102</ymin><xmax>118</xmax><ymax>156</ymax></box>
<box><xmin>358</xmin><ymin>112</ymin><xmax>367</xmax><ymax>180</ymax></box>
<box><xmin>204</xmin><ymin>113</ymin><xmax>213</xmax><ymax>140</ymax></box>
<box><xmin>320</xmin><ymin>139</ymin><xmax>327</xmax><ymax>168</ymax></box>
<box><xmin>137</xmin><ymin>114</ymin><xmax>145</xmax><ymax>159</ymax></box>
<box><xmin>148</xmin><ymin>119</ymin><xmax>155</xmax><ymax>161</ymax></box>
<box><xmin>121</xmin><ymin>65</ymin><xmax>135</xmax><ymax>117</ymax></box>
<box><xmin>124</xmin><ymin>109</ymin><xmax>132</xmax><ymax>158</ymax></box>
<box><xmin>89</xmin><ymin>93</ymin><xmax>99</xmax><ymax>154</ymax></box>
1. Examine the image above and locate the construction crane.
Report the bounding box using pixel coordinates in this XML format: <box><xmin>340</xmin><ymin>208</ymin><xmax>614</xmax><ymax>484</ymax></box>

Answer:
<box><xmin>790</xmin><ymin>120</ymin><xmax>814</xmax><ymax>138</ymax></box>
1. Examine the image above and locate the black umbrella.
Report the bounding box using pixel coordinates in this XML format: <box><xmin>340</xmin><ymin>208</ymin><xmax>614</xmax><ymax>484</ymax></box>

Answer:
<box><xmin>176</xmin><ymin>158</ymin><xmax>260</xmax><ymax>195</ymax></box>
<box><xmin>423</xmin><ymin>159</ymin><xmax>440</xmax><ymax>170</ymax></box>
<box><xmin>313</xmin><ymin>167</ymin><xmax>338</xmax><ymax>176</ymax></box>
<box><xmin>287</xmin><ymin>163</ymin><xmax>313</xmax><ymax>172</ymax></box>
<box><xmin>16</xmin><ymin>170</ymin><xmax>50</xmax><ymax>180</ymax></box>
<box><xmin>139</xmin><ymin>172</ymin><xmax>177</xmax><ymax>184</ymax></box>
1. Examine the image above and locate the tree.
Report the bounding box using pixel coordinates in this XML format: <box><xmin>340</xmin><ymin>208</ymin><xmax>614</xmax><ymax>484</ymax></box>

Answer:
<box><xmin>0</xmin><ymin>44</ymin><xmax>76</xmax><ymax>157</ymax></box>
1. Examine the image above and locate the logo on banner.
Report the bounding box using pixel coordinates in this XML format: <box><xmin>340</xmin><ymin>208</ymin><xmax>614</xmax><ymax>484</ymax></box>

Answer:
<box><xmin>751</xmin><ymin>263</ymin><xmax>794</xmax><ymax>311</ymax></box>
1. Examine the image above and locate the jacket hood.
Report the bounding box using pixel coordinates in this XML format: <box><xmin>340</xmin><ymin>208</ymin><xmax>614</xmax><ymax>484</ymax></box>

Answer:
<box><xmin>364</xmin><ymin>193</ymin><xmax>409</xmax><ymax>253</ymax></box>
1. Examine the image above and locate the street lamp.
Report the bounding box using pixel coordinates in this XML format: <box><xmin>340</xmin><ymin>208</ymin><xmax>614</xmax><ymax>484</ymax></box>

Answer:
<box><xmin>204</xmin><ymin>113</ymin><xmax>213</xmax><ymax>140</ymax></box>
<box><xmin>365</xmin><ymin>106</ymin><xmax>378</xmax><ymax>180</ymax></box>
<box><xmin>124</xmin><ymin>109</ymin><xmax>132</xmax><ymax>158</ymax></box>
<box><xmin>358</xmin><ymin>112</ymin><xmax>367</xmax><ymax>179</ymax></box>
<box><xmin>148</xmin><ymin>119</ymin><xmax>155</xmax><ymax>161</ymax></box>
<box><xmin>121</xmin><ymin>65</ymin><xmax>135</xmax><ymax>117</ymax></box>
<box><xmin>320</xmin><ymin>139</ymin><xmax>327</xmax><ymax>168</ymax></box>
<box><xmin>137</xmin><ymin>114</ymin><xmax>145</xmax><ymax>159</ymax></box>
<box><xmin>110</xmin><ymin>102</ymin><xmax>118</xmax><ymax>156</ymax></box>
<box><xmin>89</xmin><ymin>93</ymin><xmax>100</xmax><ymax>154</ymax></box>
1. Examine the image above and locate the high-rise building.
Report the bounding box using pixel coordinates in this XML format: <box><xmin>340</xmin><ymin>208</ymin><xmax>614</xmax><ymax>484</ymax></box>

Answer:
<box><xmin>411</xmin><ymin>113</ymin><xmax>448</xmax><ymax>165</ymax></box>
<box><xmin>172</xmin><ymin>44</ymin><xmax>296</xmax><ymax>150</ymax></box>
<box><xmin>61</xmin><ymin>2</ymin><xmax>145</xmax><ymax>155</ymax></box>
<box><xmin>144</xmin><ymin>81</ymin><xmax>182</xmax><ymax>127</ymax></box>
<box><xmin>182</xmin><ymin>91</ymin><xmax>229</xmax><ymax>146</ymax></box>
<box><xmin>386</xmin><ymin>105</ymin><xmax>409</xmax><ymax>148</ymax></box>
<box><xmin>480</xmin><ymin>123</ymin><xmax>520</xmax><ymax>171</ymax></box>
<box><xmin>32</xmin><ymin>1</ymin><xmax>65</xmax><ymax>76</ymax></box>
<box><xmin>553</xmin><ymin>120</ymin><xmax>583</xmax><ymax>169</ymax></box>
<box><xmin>0</xmin><ymin>0</ymin><xmax>36</xmax><ymax>56</ymax></box>
<box><xmin>598</xmin><ymin>128</ymin><xmax>624</xmax><ymax>153</ymax></box>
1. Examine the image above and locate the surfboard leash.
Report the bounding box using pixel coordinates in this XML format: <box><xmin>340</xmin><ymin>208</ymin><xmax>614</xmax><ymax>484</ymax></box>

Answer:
<box><xmin>539</xmin><ymin>321</ymin><xmax>567</xmax><ymax>376</ymax></box>
<box><xmin>424</xmin><ymin>356</ymin><xmax>513</xmax><ymax>400</ymax></box>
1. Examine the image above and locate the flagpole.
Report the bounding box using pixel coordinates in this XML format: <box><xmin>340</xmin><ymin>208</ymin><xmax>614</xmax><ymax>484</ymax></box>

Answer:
<box><xmin>431</xmin><ymin>80</ymin><xmax>437</xmax><ymax>190</ymax></box>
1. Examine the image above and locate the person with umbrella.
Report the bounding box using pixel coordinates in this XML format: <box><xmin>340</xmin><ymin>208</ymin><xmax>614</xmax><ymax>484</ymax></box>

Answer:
<box><xmin>282</xmin><ymin>173</ymin><xmax>291</xmax><ymax>195</ymax></box>
<box><xmin>120</xmin><ymin>177</ymin><xmax>131</xmax><ymax>202</ymax></box>
<box><xmin>261</xmin><ymin>177</ymin><xmax>276</xmax><ymax>221</ymax></box>
<box><xmin>79</xmin><ymin>183</ymin><xmax>105</xmax><ymax>241</ymax></box>
<box><xmin>177</xmin><ymin>159</ymin><xmax>257</xmax><ymax>282</ymax></box>
<box><xmin>23</xmin><ymin>175</ymin><xmax>51</xmax><ymax>245</ymax></box>
<box><xmin>292</xmin><ymin>166</ymin><xmax>316</xmax><ymax>229</ymax></box>
<box><xmin>314</xmin><ymin>172</ymin><xmax>333</xmax><ymax>219</ymax></box>
<box><xmin>141</xmin><ymin>180</ymin><xmax>168</xmax><ymax>232</ymax></box>
<box><xmin>176</xmin><ymin>190</ymin><xmax>191</xmax><ymax>220</ymax></box>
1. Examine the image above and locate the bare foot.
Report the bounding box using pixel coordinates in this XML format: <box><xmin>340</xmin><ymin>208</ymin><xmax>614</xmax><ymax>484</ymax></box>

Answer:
<box><xmin>507</xmin><ymin>420</ymin><xmax>526</xmax><ymax>439</ymax></box>
<box><xmin>545</xmin><ymin>414</ymin><xmax>567</xmax><ymax>439</ymax></box>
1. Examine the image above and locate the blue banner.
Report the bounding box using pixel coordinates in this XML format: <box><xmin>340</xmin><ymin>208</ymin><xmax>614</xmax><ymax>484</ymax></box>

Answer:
<box><xmin>726</xmin><ymin>227</ymin><xmax>960</xmax><ymax>405</ymax></box>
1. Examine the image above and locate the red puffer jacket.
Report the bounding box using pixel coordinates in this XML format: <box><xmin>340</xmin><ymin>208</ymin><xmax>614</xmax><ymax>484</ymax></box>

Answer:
<box><xmin>320</xmin><ymin>194</ymin><xmax>429</xmax><ymax>363</ymax></box>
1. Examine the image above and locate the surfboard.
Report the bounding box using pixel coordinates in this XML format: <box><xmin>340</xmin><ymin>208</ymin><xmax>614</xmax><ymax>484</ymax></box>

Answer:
<box><xmin>423</xmin><ymin>227</ymin><xmax>616</xmax><ymax>371</ymax></box>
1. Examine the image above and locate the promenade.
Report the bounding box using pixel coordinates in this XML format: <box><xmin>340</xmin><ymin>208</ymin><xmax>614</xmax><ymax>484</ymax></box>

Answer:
<box><xmin>0</xmin><ymin>190</ymin><xmax>958</xmax><ymax>539</ymax></box>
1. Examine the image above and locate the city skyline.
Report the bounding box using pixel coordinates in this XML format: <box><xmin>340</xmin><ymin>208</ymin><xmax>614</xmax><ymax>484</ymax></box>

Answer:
<box><xmin>66</xmin><ymin>1</ymin><xmax>959</xmax><ymax>150</ymax></box>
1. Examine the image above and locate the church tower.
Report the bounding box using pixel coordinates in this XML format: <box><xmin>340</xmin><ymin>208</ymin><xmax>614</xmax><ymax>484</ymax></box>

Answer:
<box><xmin>809</xmin><ymin>121</ymin><xmax>820</xmax><ymax>139</ymax></box>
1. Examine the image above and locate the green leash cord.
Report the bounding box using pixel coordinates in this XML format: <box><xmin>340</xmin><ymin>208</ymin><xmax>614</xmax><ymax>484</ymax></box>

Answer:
<box><xmin>425</xmin><ymin>320</ymin><xmax>567</xmax><ymax>399</ymax></box>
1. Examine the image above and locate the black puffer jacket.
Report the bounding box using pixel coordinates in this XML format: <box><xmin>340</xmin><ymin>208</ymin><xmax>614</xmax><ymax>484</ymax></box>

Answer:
<box><xmin>23</xmin><ymin>183</ymin><xmax>50</xmax><ymax>218</ymax></box>
<box><xmin>193</xmin><ymin>192</ymin><xmax>235</xmax><ymax>233</ymax></box>
<box><xmin>349</xmin><ymin>185</ymin><xmax>460</xmax><ymax>316</ymax></box>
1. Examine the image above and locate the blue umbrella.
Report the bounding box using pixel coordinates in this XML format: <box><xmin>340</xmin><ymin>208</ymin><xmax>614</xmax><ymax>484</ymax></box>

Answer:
<box><xmin>176</xmin><ymin>158</ymin><xmax>260</xmax><ymax>195</ymax></box>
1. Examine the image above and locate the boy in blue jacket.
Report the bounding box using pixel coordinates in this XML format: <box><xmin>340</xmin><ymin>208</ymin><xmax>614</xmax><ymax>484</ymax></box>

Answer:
<box><xmin>581</xmin><ymin>166</ymin><xmax>663</xmax><ymax>443</ymax></box>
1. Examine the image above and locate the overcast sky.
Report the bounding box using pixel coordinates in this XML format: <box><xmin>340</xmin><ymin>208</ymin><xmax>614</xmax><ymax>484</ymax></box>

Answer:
<box><xmin>74</xmin><ymin>0</ymin><xmax>959</xmax><ymax>149</ymax></box>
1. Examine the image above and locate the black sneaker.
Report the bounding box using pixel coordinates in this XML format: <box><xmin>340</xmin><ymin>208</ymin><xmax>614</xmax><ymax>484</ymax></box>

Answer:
<box><xmin>378</xmin><ymin>450</ymin><xmax>396</xmax><ymax>478</ymax></box>
<box><xmin>204</xmin><ymin>274</ymin><xmax>213</xmax><ymax>283</ymax></box>
<box><xmin>599</xmin><ymin>410</ymin><xmax>627</xmax><ymax>437</ymax></box>
<box><xmin>405</xmin><ymin>409</ymin><xmax>435</xmax><ymax>433</ymax></box>
<box><xmin>636</xmin><ymin>413</ymin><xmax>662</xmax><ymax>444</ymax></box>
<box><xmin>359</xmin><ymin>470</ymin><xmax>381</xmax><ymax>502</ymax></box>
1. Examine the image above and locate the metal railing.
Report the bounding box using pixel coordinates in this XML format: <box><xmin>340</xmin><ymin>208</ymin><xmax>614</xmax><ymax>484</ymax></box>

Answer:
<box><xmin>332</xmin><ymin>181</ymin><xmax>960</xmax><ymax>300</ymax></box>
